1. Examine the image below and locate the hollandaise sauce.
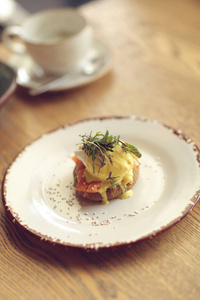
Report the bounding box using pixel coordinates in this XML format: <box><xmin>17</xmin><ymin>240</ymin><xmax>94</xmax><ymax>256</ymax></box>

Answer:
<box><xmin>84</xmin><ymin>145</ymin><xmax>135</xmax><ymax>204</ymax></box>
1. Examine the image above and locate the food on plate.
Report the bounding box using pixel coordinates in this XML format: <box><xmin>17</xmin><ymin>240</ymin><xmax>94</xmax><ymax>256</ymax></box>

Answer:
<box><xmin>72</xmin><ymin>130</ymin><xmax>142</xmax><ymax>204</ymax></box>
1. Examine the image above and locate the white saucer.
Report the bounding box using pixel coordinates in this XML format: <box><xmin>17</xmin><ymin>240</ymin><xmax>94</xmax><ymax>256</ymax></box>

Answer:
<box><xmin>7</xmin><ymin>38</ymin><xmax>112</xmax><ymax>92</ymax></box>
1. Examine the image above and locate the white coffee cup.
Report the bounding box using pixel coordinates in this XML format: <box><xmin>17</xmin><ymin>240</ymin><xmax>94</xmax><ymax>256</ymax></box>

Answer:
<box><xmin>2</xmin><ymin>8</ymin><xmax>93</xmax><ymax>74</ymax></box>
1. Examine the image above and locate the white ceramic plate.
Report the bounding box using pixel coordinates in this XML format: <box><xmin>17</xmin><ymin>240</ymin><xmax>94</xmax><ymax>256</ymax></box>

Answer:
<box><xmin>7</xmin><ymin>38</ymin><xmax>111</xmax><ymax>92</ymax></box>
<box><xmin>2</xmin><ymin>116</ymin><xmax>200</xmax><ymax>249</ymax></box>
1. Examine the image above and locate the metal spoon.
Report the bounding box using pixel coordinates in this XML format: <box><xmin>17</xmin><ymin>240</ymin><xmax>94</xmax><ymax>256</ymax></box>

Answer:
<box><xmin>28</xmin><ymin>55</ymin><xmax>109</xmax><ymax>96</ymax></box>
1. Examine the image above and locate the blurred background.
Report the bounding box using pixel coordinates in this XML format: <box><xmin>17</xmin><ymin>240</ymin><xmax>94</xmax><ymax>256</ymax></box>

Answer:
<box><xmin>0</xmin><ymin>0</ymin><xmax>95</xmax><ymax>33</ymax></box>
<box><xmin>16</xmin><ymin>0</ymin><xmax>95</xmax><ymax>12</ymax></box>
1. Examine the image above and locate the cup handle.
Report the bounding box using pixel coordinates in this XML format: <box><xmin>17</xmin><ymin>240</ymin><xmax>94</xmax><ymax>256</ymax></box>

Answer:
<box><xmin>2</xmin><ymin>25</ymin><xmax>26</xmax><ymax>54</ymax></box>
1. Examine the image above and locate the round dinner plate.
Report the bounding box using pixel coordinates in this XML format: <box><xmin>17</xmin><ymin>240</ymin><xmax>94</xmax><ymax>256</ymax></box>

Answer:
<box><xmin>2</xmin><ymin>116</ymin><xmax>200</xmax><ymax>249</ymax></box>
<box><xmin>7</xmin><ymin>38</ymin><xmax>112</xmax><ymax>92</ymax></box>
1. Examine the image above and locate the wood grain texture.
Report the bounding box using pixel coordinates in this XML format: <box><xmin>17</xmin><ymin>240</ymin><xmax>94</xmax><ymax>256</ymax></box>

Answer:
<box><xmin>0</xmin><ymin>0</ymin><xmax>200</xmax><ymax>299</ymax></box>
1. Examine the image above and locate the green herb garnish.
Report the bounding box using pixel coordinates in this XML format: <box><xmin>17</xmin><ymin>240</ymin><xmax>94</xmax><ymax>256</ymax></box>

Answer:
<box><xmin>78</xmin><ymin>130</ymin><xmax>142</xmax><ymax>173</ymax></box>
<box><xmin>106</xmin><ymin>172</ymin><xmax>120</xmax><ymax>189</ymax></box>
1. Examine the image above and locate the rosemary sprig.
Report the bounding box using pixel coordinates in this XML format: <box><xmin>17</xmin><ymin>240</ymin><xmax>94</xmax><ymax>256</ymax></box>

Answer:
<box><xmin>78</xmin><ymin>130</ymin><xmax>141</xmax><ymax>173</ymax></box>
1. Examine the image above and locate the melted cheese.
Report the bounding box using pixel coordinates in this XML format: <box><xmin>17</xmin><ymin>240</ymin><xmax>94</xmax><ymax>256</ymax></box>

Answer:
<box><xmin>84</xmin><ymin>145</ymin><xmax>136</xmax><ymax>203</ymax></box>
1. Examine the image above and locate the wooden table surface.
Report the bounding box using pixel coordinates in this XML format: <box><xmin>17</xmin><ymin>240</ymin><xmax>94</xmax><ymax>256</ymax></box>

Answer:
<box><xmin>1</xmin><ymin>0</ymin><xmax>200</xmax><ymax>299</ymax></box>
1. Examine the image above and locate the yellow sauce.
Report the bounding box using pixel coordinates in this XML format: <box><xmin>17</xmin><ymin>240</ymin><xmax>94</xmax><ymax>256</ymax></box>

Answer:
<box><xmin>84</xmin><ymin>145</ymin><xmax>135</xmax><ymax>203</ymax></box>
<box><xmin>118</xmin><ymin>189</ymin><xmax>133</xmax><ymax>199</ymax></box>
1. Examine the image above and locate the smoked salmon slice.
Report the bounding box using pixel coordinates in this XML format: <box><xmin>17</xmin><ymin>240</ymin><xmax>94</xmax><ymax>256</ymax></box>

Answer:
<box><xmin>72</xmin><ymin>156</ymin><xmax>101</xmax><ymax>193</ymax></box>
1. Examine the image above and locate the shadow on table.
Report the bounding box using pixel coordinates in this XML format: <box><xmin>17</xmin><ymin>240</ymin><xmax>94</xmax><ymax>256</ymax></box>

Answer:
<box><xmin>14</xmin><ymin>71</ymin><xmax>114</xmax><ymax>107</ymax></box>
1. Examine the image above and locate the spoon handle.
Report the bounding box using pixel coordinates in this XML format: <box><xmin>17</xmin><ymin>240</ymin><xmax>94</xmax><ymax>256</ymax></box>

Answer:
<box><xmin>29</xmin><ymin>72</ymin><xmax>74</xmax><ymax>96</ymax></box>
<box><xmin>29</xmin><ymin>55</ymin><xmax>109</xmax><ymax>96</ymax></box>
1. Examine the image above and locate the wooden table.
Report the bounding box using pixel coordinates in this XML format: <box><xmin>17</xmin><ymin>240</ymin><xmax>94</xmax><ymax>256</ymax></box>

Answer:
<box><xmin>1</xmin><ymin>0</ymin><xmax>200</xmax><ymax>299</ymax></box>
